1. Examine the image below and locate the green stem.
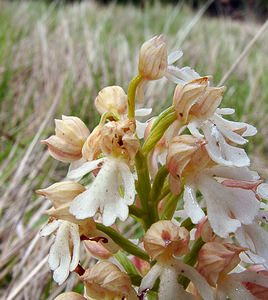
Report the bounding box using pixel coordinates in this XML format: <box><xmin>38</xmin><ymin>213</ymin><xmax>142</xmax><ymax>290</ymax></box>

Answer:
<box><xmin>135</xmin><ymin>150</ymin><xmax>153</xmax><ymax>228</ymax></box>
<box><xmin>127</xmin><ymin>75</ymin><xmax>143</xmax><ymax>119</ymax></box>
<box><xmin>96</xmin><ymin>223</ymin><xmax>150</xmax><ymax>262</ymax></box>
<box><xmin>160</xmin><ymin>191</ymin><xmax>182</xmax><ymax>220</ymax></box>
<box><xmin>99</xmin><ymin>110</ymin><xmax>120</xmax><ymax>124</ymax></box>
<box><xmin>115</xmin><ymin>251</ymin><xmax>140</xmax><ymax>275</ymax></box>
<box><xmin>142</xmin><ymin>106</ymin><xmax>177</xmax><ymax>155</ymax></box>
<box><xmin>180</xmin><ymin>217</ymin><xmax>195</xmax><ymax>231</ymax></box>
<box><xmin>149</xmin><ymin>165</ymin><xmax>169</xmax><ymax>220</ymax></box>
<box><xmin>129</xmin><ymin>205</ymin><xmax>145</xmax><ymax>218</ymax></box>
<box><xmin>178</xmin><ymin>237</ymin><xmax>205</xmax><ymax>288</ymax></box>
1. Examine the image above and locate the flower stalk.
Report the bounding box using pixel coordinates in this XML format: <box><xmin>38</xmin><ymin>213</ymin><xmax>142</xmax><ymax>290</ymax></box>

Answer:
<box><xmin>96</xmin><ymin>223</ymin><xmax>150</xmax><ymax>262</ymax></box>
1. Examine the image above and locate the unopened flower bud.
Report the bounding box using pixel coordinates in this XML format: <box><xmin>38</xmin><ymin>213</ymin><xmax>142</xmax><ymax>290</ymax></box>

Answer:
<box><xmin>41</xmin><ymin>116</ymin><xmax>90</xmax><ymax>163</ymax></box>
<box><xmin>144</xmin><ymin>220</ymin><xmax>189</xmax><ymax>261</ymax></box>
<box><xmin>138</xmin><ymin>35</ymin><xmax>168</xmax><ymax>80</ymax></box>
<box><xmin>36</xmin><ymin>181</ymin><xmax>85</xmax><ymax>208</ymax></box>
<box><xmin>197</xmin><ymin>242</ymin><xmax>245</xmax><ymax>286</ymax></box>
<box><xmin>95</xmin><ymin>86</ymin><xmax>127</xmax><ymax>115</ymax></box>
<box><xmin>54</xmin><ymin>292</ymin><xmax>86</xmax><ymax>300</ymax></box>
<box><xmin>82</xmin><ymin>261</ymin><xmax>133</xmax><ymax>300</ymax></box>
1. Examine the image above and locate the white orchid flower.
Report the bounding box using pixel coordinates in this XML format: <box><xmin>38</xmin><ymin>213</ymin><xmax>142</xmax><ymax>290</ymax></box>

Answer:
<box><xmin>68</xmin><ymin>157</ymin><xmax>136</xmax><ymax>226</ymax></box>
<box><xmin>40</xmin><ymin>220</ymin><xmax>80</xmax><ymax>285</ymax></box>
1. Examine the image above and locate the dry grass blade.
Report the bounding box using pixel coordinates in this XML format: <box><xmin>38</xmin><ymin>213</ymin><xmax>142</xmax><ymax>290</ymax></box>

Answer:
<box><xmin>218</xmin><ymin>18</ymin><xmax>268</xmax><ymax>86</ymax></box>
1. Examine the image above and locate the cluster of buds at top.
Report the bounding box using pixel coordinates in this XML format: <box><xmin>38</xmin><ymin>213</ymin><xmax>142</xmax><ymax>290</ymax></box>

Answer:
<box><xmin>37</xmin><ymin>34</ymin><xmax>268</xmax><ymax>300</ymax></box>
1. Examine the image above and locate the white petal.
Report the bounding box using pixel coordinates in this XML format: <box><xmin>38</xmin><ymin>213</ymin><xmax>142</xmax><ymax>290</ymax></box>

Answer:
<box><xmin>53</xmin><ymin>250</ymin><xmax>71</xmax><ymax>285</ymax></box>
<box><xmin>69</xmin><ymin>224</ymin><xmax>80</xmax><ymax>271</ymax></box>
<box><xmin>217</xmin><ymin>276</ymin><xmax>256</xmax><ymax>300</ymax></box>
<box><xmin>236</xmin><ymin>224</ymin><xmax>268</xmax><ymax>267</ymax></box>
<box><xmin>135</xmin><ymin>108</ymin><xmax>152</xmax><ymax>117</ymax></box>
<box><xmin>169</xmin><ymin>66</ymin><xmax>200</xmax><ymax>82</ymax></box>
<box><xmin>159</xmin><ymin>266</ymin><xmax>195</xmax><ymax>300</ymax></box>
<box><xmin>198</xmin><ymin>176</ymin><xmax>242</xmax><ymax>237</ymax></box>
<box><xmin>139</xmin><ymin>264</ymin><xmax>162</xmax><ymax>293</ymax></box>
<box><xmin>216</xmin><ymin>108</ymin><xmax>235</xmax><ymax>115</ymax></box>
<box><xmin>173</xmin><ymin>260</ymin><xmax>214</xmax><ymax>300</ymax></box>
<box><xmin>231</xmin><ymin>270</ymin><xmax>268</xmax><ymax>288</ymax></box>
<box><xmin>67</xmin><ymin>157</ymin><xmax>86</xmax><ymax>179</ymax></box>
<box><xmin>198</xmin><ymin>171</ymin><xmax>260</xmax><ymax>229</ymax></box>
<box><xmin>205</xmin><ymin>165</ymin><xmax>260</xmax><ymax>181</ymax></box>
<box><xmin>102</xmin><ymin>200</ymin><xmax>129</xmax><ymax>226</ymax></box>
<box><xmin>203</xmin><ymin>123</ymin><xmax>250</xmax><ymax>167</ymax></box>
<box><xmin>119</xmin><ymin>162</ymin><xmax>136</xmax><ymax>205</ymax></box>
<box><xmin>167</xmin><ymin>50</ymin><xmax>183</xmax><ymax>65</ymax></box>
<box><xmin>70</xmin><ymin>158</ymin><xmax>132</xmax><ymax>225</ymax></box>
<box><xmin>213</xmin><ymin>113</ymin><xmax>257</xmax><ymax>137</ymax></box>
<box><xmin>257</xmin><ymin>183</ymin><xmax>268</xmax><ymax>200</ymax></box>
<box><xmin>165</xmin><ymin>71</ymin><xmax>186</xmax><ymax>84</ymax></box>
<box><xmin>40</xmin><ymin>220</ymin><xmax>61</xmax><ymax>237</ymax></box>
<box><xmin>69</xmin><ymin>188</ymin><xmax>99</xmax><ymax>219</ymax></box>
<box><xmin>242</xmin><ymin>124</ymin><xmax>257</xmax><ymax>137</ymax></box>
<box><xmin>67</xmin><ymin>157</ymin><xmax>106</xmax><ymax>180</ymax></box>
<box><xmin>48</xmin><ymin>223</ymin><xmax>72</xmax><ymax>285</ymax></box>
<box><xmin>217</xmin><ymin>123</ymin><xmax>248</xmax><ymax>145</ymax></box>
<box><xmin>136</xmin><ymin>120</ymin><xmax>148</xmax><ymax>139</ymax></box>
<box><xmin>187</xmin><ymin>122</ymin><xmax>204</xmax><ymax>138</ymax></box>
<box><xmin>183</xmin><ymin>184</ymin><xmax>205</xmax><ymax>224</ymax></box>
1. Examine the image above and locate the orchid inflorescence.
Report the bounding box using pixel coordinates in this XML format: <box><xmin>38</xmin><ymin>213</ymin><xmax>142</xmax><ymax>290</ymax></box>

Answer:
<box><xmin>37</xmin><ymin>35</ymin><xmax>268</xmax><ymax>300</ymax></box>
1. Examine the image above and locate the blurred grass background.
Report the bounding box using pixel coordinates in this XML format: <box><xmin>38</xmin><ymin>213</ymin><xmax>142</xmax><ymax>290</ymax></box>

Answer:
<box><xmin>0</xmin><ymin>0</ymin><xmax>268</xmax><ymax>299</ymax></box>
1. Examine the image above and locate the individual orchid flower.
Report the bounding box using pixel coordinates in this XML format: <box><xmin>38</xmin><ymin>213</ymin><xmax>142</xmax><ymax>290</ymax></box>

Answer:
<box><xmin>136</xmin><ymin>35</ymin><xmax>201</xmax><ymax>105</ymax></box>
<box><xmin>167</xmin><ymin>135</ymin><xmax>261</xmax><ymax>237</ymax></box>
<box><xmin>68</xmin><ymin>157</ymin><xmax>136</xmax><ymax>226</ymax></box>
<box><xmin>139</xmin><ymin>221</ymin><xmax>214</xmax><ymax>300</ymax></box>
<box><xmin>81</xmin><ymin>261</ymin><xmax>137</xmax><ymax>300</ymax></box>
<box><xmin>41</xmin><ymin>115</ymin><xmax>90</xmax><ymax>163</ymax></box>
<box><xmin>171</xmin><ymin>76</ymin><xmax>257</xmax><ymax>167</ymax></box>
<box><xmin>138</xmin><ymin>35</ymin><xmax>199</xmax><ymax>83</ymax></box>
<box><xmin>68</xmin><ymin>119</ymin><xmax>138</xmax><ymax>226</ymax></box>
<box><xmin>40</xmin><ymin>220</ymin><xmax>80</xmax><ymax>285</ymax></box>
<box><xmin>197</xmin><ymin>241</ymin><xmax>268</xmax><ymax>300</ymax></box>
